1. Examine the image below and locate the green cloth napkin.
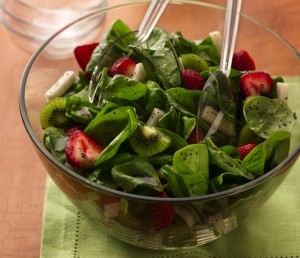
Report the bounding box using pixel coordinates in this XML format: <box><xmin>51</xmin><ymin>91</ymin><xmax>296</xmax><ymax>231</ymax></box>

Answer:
<box><xmin>41</xmin><ymin>76</ymin><xmax>300</xmax><ymax>258</ymax></box>
<box><xmin>41</xmin><ymin>160</ymin><xmax>300</xmax><ymax>258</ymax></box>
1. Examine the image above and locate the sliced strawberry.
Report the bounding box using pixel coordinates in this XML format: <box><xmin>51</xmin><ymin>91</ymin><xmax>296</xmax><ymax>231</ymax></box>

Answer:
<box><xmin>108</xmin><ymin>57</ymin><xmax>137</xmax><ymax>77</ymax></box>
<box><xmin>240</xmin><ymin>71</ymin><xmax>273</xmax><ymax>98</ymax></box>
<box><xmin>187</xmin><ymin>129</ymin><xmax>205</xmax><ymax>144</ymax></box>
<box><xmin>151</xmin><ymin>192</ymin><xmax>175</xmax><ymax>230</ymax></box>
<box><xmin>74</xmin><ymin>43</ymin><xmax>99</xmax><ymax>71</ymax></box>
<box><xmin>232</xmin><ymin>50</ymin><xmax>256</xmax><ymax>71</ymax></box>
<box><xmin>237</xmin><ymin>143</ymin><xmax>257</xmax><ymax>160</ymax></box>
<box><xmin>65</xmin><ymin>125</ymin><xmax>85</xmax><ymax>137</ymax></box>
<box><xmin>182</xmin><ymin>69</ymin><xmax>205</xmax><ymax>90</ymax></box>
<box><xmin>66</xmin><ymin>130</ymin><xmax>103</xmax><ymax>169</ymax></box>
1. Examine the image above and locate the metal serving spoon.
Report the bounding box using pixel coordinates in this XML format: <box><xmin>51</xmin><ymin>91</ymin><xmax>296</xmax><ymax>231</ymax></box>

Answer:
<box><xmin>196</xmin><ymin>0</ymin><xmax>242</xmax><ymax>143</ymax></box>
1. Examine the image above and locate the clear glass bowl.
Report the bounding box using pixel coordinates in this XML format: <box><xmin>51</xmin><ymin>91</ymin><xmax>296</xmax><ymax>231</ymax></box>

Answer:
<box><xmin>0</xmin><ymin>0</ymin><xmax>107</xmax><ymax>57</ymax></box>
<box><xmin>19</xmin><ymin>0</ymin><xmax>300</xmax><ymax>250</ymax></box>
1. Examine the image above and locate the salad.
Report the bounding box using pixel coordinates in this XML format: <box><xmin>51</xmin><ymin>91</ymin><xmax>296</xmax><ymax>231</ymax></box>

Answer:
<box><xmin>40</xmin><ymin>19</ymin><xmax>295</xmax><ymax>228</ymax></box>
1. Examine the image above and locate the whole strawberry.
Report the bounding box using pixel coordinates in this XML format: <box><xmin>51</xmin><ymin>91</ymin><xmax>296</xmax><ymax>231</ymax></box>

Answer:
<box><xmin>182</xmin><ymin>69</ymin><xmax>205</xmax><ymax>90</ymax></box>
<box><xmin>232</xmin><ymin>50</ymin><xmax>256</xmax><ymax>71</ymax></box>
<box><xmin>151</xmin><ymin>192</ymin><xmax>175</xmax><ymax>230</ymax></box>
<box><xmin>237</xmin><ymin>143</ymin><xmax>257</xmax><ymax>160</ymax></box>
<box><xmin>74</xmin><ymin>43</ymin><xmax>99</xmax><ymax>71</ymax></box>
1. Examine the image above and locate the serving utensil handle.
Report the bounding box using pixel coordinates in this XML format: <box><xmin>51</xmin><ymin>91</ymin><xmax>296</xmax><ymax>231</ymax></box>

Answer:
<box><xmin>220</xmin><ymin>0</ymin><xmax>242</xmax><ymax>76</ymax></box>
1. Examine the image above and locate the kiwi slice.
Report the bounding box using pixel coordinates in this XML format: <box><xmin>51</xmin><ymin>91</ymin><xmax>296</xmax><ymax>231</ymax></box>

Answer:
<box><xmin>180</xmin><ymin>53</ymin><xmax>209</xmax><ymax>72</ymax></box>
<box><xmin>129</xmin><ymin>125</ymin><xmax>171</xmax><ymax>157</ymax></box>
<box><xmin>40</xmin><ymin>97</ymin><xmax>69</xmax><ymax>129</ymax></box>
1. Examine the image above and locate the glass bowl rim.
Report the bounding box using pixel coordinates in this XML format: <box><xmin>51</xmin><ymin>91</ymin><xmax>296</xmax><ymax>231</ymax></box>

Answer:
<box><xmin>19</xmin><ymin>0</ymin><xmax>300</xmax><ymax>203</ymax></box>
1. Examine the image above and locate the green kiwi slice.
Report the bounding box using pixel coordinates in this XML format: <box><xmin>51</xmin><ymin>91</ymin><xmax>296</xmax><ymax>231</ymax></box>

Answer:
<box><xmin>180</xmin><ymin>53</ymin><xmax>209</xmax><ymax>72</ymax></box>
<box><xmin>40</xmin><ymin>97</ymin><xmax>69</xmax><ymax>129</ymax></box>
<box><xmin>129</xmin><ymin>125</ymin><xmax>171</xmax><ymax>157</ymax></box>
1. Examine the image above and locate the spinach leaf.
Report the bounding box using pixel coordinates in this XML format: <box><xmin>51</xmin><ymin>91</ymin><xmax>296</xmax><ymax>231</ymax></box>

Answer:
<box><xmin>94</xmin><ymin>68</ymin><xmax>148</xmax><ymax>102</ymax></box>
<box><xmin>161</xmin><ymin>165</ymin><xmax>191</xmax><ymax>197</ymax></box>
<box><xmin>202</xmin><ymin>70</ymin><xmax>237</xmax><ymax>124</ymax></box>
<box><xmin>65</xmin><ymin>88</ymin><xmax>100</xmax><ymax>124</ymax></box>
<box><xmin>159</xmin><ymin>106</ymin><xmax>183</xmax><ymax>135</ymax></box>
<box><xmin>130</xmin><ymin>28</ymin><xmax>182</xmax><ymax>89</ymax></box>
<box><xmin>85</xmin><ymin>106</ymin><xmax>139</xmax><ymax>166</ymax></box>
<box><xmin>205</xmin><ymin>138</ymin><xmax>255</xmax><ymax>181</ymax></box>
<box><xmin>88</xmin><ymin>152</ymin><xmax>133</xmax><ymax>189</ymax></box>
<box><xmin>86</xmin><ymin>19</ymin><xmax>136</xmax><ymax>74</ymax></box>
<box><xmin>182</xmin><ymin>116</ymin><xmax>196</xmax><ymax>140</ymax></box>
<box><xmin>241</xmin><ymin>131</ymin><xmax>291</xmax><ymax>175</ymax></box>
<box><xmin>243</xmin><ymin>96</ymin><xmax>295</xmax><ymax>139</ymax></box>
<box><xmin>88</xmin><ymin>168</ymin><xmax>118</xmax><ymax>189</ymax></box>
<box><xmin>197</xmin><ymin>34</ymin><xmax>221</xmax><ymax>65</ymax></box>
<box><xmin>162</xmin><ymin>143</ymin><xmax>209</xmax><ymax>197</ymax></box>
<box><xmin>43</xmin><ymin>127</ymin><xmax>67</xmax><ymax>163</ymax></box>
<box><xmin>112</xmin><ymin>156</ymin><xmax>163</xmax><ymax>193</ymax></box>
<box><xmin>219</xmin><ymin>145</ymin><xmax>240</xmax><ymax>159</ymax></box>
<box><xmin>108</xmin><ymin>76</ymin><xmax>147</xmax><ymax>100</ymax></box>
<box><xmin>170</xmin><ymin>31</ymin><xmax>220</xmax><ymax>66</ymax></box>
<box><xmin>166</xmin><ymin>87</ymin><xmax>203</xmax><ymax>117</ymax></box>
<box><xmin>147</xmin><ymin>154</ymin><xmax>173</xmax><ymax>169</ymax></box>
<box><xmin>145</xmin><ymin>81</ymin><xmax>169</xmax><ymax>115</ymax></box>
<box><xmin>85</xmin><ymin>105</ymin><xmax>138</xmax><ymax>150</ymax></box>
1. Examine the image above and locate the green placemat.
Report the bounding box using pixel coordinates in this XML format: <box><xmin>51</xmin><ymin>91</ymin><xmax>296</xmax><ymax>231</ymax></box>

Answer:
<box><xmin>41</xmin><ymin>158</ymin><xmax>300</xmax><ymax>258</ymax></box>
<box><xmin>41</xmin><ymin>76</ymin><xmax>300</xmax><ymax>257</ymax></box>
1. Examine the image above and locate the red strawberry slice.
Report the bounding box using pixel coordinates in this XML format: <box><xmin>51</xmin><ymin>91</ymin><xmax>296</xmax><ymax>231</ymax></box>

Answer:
<box><xmin>187</xmin><ymin>129</ymin><xmax>205</xmax><ymax>144</ymax></box>
<box><xmin>151</xmin><ymin>192</ymin><xmax>175</xmax><ymax>230</ymax></box>
<box><xmin>232</xmin><ymin>50</ymin><xmax>256</xmax><ymax>71</ymax></box>
<box><xmin>74</xmin><ymin>43</ymin><xmax>99</xmax><ymax>71</ymax></box>
<box><xmin>66</xmin><ymin>130</ymin><xmax>103</xmax><ymax>169</ymax></box>
<box><xmin>182</xmin><ymin>69</ymin><xmax>205</xmax><ymax>90</ymax></box>
<box><xmin>108</xmin><ymin>57</ymin><xmax>137</xmax><ymax>77</ymax></box>
<box><xmin>240</xmin><ymin>71</ymin><xmax>273</xmax><ymax>98</ymax></box>
<box><xmin>65</xmin><ymin>125</ymin><xmax>85</xmax><ymax>137</ymax></box>
<box><xmin>237</xmin><ymin>143</ymin><xmax>257</xmax><ymax>160</ymax></box>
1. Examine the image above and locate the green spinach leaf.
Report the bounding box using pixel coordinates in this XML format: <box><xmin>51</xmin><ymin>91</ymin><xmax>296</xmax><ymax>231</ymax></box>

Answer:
<box><xmin>43</xmin><ymin>127</ymin><xmax>67</xmax><ymax>163</ymax></box>
<box><xmin>205</xmin><ymin>138</ymin><xmax>255</xmax><ymax>181</ymax></box>
<box><xmin>86</xmin><ymin>19</ymin><xmax>136</xmax><ymax>74</ymax></box>
<box><xmin>166</xmin><ymin>87</ymin><xmax>203</xmax><ymax>117</ymax></box>
<box><xmin>112</xmin><ymin>156</ymin><xmax>163</xmax><ymax>193</ymax></box>
<box><xmin>241</xmin><ymin>131</ymin><xmax>291</xmax><ymax>175</ymax></box>
<box><xmin>131</xmin><ymin>28</ymin><xmax>182</xmax><ymax>89</ymax></box>
<box><xmin>162</xmin><ymin>144</ymin><xmax>209</xmax><ymax>197</ymax></box>
<box><xmin>243</xmin><ymin>96</ymin><xmax>295</xmax><ymax>139</ymax></box>
<box><xmin>84</xmin><ymin>106</ymin><xmax>138</xmax><ymax>163</ymax></box>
